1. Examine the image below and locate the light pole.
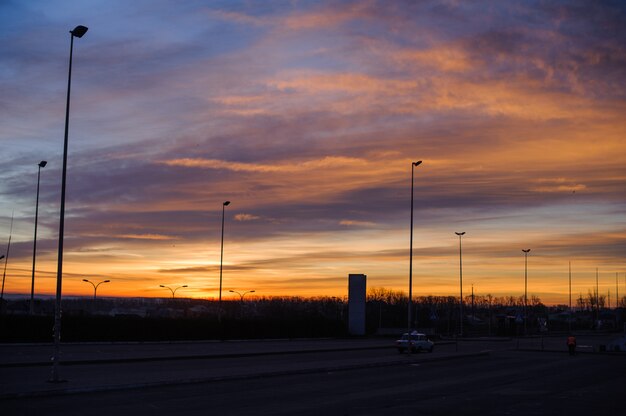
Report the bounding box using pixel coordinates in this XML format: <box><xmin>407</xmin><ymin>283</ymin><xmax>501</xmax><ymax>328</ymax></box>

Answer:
<box><xmin>616</xmin><ymin>272</ymin><xmax>619</xmax><ymax>310</ymax></box>
<box><xmin>82</xmin><ymin>279</ymin><xmax>110</xmax><ymax>300</ymax></box>
<box><xmin>1</xmin><ymin>213</ymin><xmax>14</xmax><ymax>303</ymax></box>
<box><xmin>471</xmin><ymin>283</ymin><xmax>474</xmax><ymax>320</ymax></box>
<box><xmin>522</xmin><ymin>249</ymin><xmax>530</xmax><ymax>336</ymax></box>
<box><xmin>596</xmin><ymin>267</ymin><xmax>600</xmax><ymax>316</ymax></box>
<box><xmin>568</xmin><ymin>261</ymin><xmax>572</xmax><ymax>332</ymax></box>
<box><xmin>408</xmin><ymin>160</ymin><xmax>422</xmax><ymax>343</ymax></box>
<box><xmin>30</xmin><ymin>161</ymin><xmax>47</xmax><ymax>315</ymax></box>
<box><xmin>218</xmin><ymin>200</ymin><xmax>230</xmax><ymax>322</ymax></box>
<box><xmin>160</xmin><ymin>284</ymin><xmax>188</xmax><ymax>299</ymax></box>
<box><xmin>51</xmin><ymin>24</ymin><xmax>88</xmax><ymax>383</ymax></box>
<box><xmin>0</xmin><ymin>254</ymin><xmax>4</xmax><ymax>290</ymax></box>
<box><xmin>0</xmin><ymin>255</ymin><xmax>3</xmax><ymax>303</ymax></box>
<box><xmin>229</xmin><ymin>289</ymin><xmax>255</xmax><ymax>302</ymax></box>
<box><xmin>455</xmin><ymin>232</ymin><xmax>465</xmax><ymax>336</ymax></box>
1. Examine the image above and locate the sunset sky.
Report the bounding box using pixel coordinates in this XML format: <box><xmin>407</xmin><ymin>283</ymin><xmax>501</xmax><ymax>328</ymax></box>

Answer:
<box><xmin>1</xmin><ymin>1</ymin><xmax>625</xmax><ymax>305</ymax></box>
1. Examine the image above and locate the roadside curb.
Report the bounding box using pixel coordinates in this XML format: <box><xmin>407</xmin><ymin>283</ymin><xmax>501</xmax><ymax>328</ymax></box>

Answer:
<box><xmin>0</xmin><ymin>344</ymin><xmax>391</xmax><ymax>368</ymax></box>
<box><xmin>514</xmin><ymin>348</ymin><xmax>626</xmax><ymax>356</ymax></box>
<box><xmin>0</xmin><ymin>350</ymin><xmax>491</xmax><ymax>400</ymax></box>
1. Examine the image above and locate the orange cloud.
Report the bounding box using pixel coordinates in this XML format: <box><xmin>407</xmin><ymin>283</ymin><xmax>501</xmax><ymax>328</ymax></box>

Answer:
<box><xmin>391</xmin><ymin>44</ymin><xmax>475</xmax><ymax>72</ymax></box>
<box><xmin>161</xmin><ymin>156</ymin><xmax>371</xmax><ymax>174</ymax></box>
<box><xmin>339</xmin><ymin>220</ymin><xmax>377</xmax><ymax>227</ymax></box>
<box><xmin>282</xmin><ymin>7</ymin><xmax>363</xmax><ymax>30</ymax></box>
<box><xmin>234</xmin><ymin>213</ymin><xmax>260</xmax><ymax>221</ymax></box>
<box><xmin>113</xmin><ymin>233</ymin><xmax>179</xmax><ymax>240</ymax></box>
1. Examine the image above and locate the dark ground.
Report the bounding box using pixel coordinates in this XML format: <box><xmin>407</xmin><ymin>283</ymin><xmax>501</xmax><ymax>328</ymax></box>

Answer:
<box><xmin>2</xmin><ymin>339</ymin><xmax>624</xmax><ymax>416</ymax></box>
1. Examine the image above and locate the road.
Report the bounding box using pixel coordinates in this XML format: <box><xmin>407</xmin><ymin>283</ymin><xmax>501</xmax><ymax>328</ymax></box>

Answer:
<box><xmin>1</xmin><ymin>337</ymin><xmax>624</xmax><ymax>415</ymax></box>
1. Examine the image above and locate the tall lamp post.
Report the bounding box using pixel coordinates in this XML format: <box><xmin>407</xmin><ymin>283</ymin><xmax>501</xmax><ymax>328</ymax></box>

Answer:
<box><xmin>616</xmin><ymin>272</ymin><xmax>619</xmax><ymax>310</ymax></box>
<box><xmin>0</xmin><ymin>254</ymin><xmax>4</xmax><ymax>303</ymax></box>
<box><xmin>522</xmin><ymin>249</ymin><xmax>530</xmax><ymax>336</ymax></box>
<box><xmin>30</xmin><ymin>160</ymin><xmax>47</xmax><ymax>315</ymax></box>
<box><xmin>218</xmin><ymin>200</ymin><xmax>230</xmax><ymax>322</ymax></box>
<box><xmin>1</xmin><ymin>213</ymin><xmax>14</xmax><ymax>303</ymax></box>
<box><xmin>596</xmin><ymin>267</ymin><xmax>600</xmax><ymax>323</ymax></box>
<box><xmin>568</xmin><ymin>261</ymin><xmax>572</xmax><ymax>332</ymax></box>
<box><xmin>160</xmin><ymin>284</ymin><xmax>188</xmax><ymax>299</ymax></box>
<box><xmin>408</xmin><ymin>160</ymin><xmax>422</xmax><ymax>343</ymax></box>
<box><xmin>455</xmin><ymin>232</ymin><xmax>465</xmax><ymax>336</ymax></box>
<box><xmin>51</xmin><ymin>25</ymin><xmax>88</xmax><ymax>383</ymax></box>
<box><xmin>82</xmin><ymin>279</ymin><xmax>110</xmax><ymax>300</ymax></box>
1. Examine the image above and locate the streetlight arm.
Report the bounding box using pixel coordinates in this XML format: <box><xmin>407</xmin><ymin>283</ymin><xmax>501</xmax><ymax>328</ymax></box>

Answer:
<box><xmin>95</xmin><ymin>280</ymin><xmax>110</xmax><ymax>290</ymax></box>
<box><xmin>160</xmin><ymin>285</ymin><xmax>174</xmax><ymax>297</ymax></box>
<box><xmin>162</xmin><ymin>285</ymin><xmax>187</xmax><ymax>298</ymax></box>
<box><xmin>83</xmin><ymin>279</ymin><xmax>109</xmax><ymax>299</ymax></box>
<box><xmin>230</xmin><ymin>289</ymin><xmax>255</xmax><ymax>301</ymax></box>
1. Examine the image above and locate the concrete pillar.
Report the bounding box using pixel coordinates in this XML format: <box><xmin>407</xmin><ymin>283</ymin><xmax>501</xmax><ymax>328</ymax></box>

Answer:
<box><xmin>348</xmin><ymin>274</ymin><xmax>367</xmax><ymax>335</ymax></box>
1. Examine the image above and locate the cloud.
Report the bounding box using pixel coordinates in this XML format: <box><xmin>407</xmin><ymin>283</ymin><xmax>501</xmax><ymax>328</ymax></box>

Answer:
<box><xmin>0</xmin><ymin>1</ymin><xmax>624</xmax><ymax>303</ymax></box>
<box><xmin>339</xmin><ymin>219</ymin><xmax>377</xmax><ymax>227</ymax></box>
<box><xmin>234</xmin><ymin>213</ymin><xmax>260</xmax><ymax>221</ymax></box>
<box><xmin>531</xmin><ymin>178</ymin><xmax>587</xmax><ymax>193</ymax></box>
<box><xmin>161</xmin><ymin>156</ymin><xmax>369</xmax><ymax>173</ymax></box>
<box><xmin>111</xmin><ymin>233</ymin><xmax>179</xmax><ymax>241</ymax></box>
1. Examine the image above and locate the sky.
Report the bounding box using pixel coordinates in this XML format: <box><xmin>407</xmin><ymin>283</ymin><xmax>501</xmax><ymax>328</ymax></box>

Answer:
<box><xmin>1</xmin><ymin>0</ymin><xmax>625</xmax><ymax>305</ymax></box>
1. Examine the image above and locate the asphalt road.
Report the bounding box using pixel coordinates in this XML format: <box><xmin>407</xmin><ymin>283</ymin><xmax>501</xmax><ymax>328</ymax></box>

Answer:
<box><xmin>2</xmin><ymin>347</ymin><xmax>624</xmax><ymax>416</ymax></box>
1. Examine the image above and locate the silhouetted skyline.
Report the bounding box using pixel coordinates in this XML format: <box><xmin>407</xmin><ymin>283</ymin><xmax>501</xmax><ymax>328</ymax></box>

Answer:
<box><xmin>1</xmin><ymin>1</ymin><xmax>625</xmax><ymax>304</ymax></box>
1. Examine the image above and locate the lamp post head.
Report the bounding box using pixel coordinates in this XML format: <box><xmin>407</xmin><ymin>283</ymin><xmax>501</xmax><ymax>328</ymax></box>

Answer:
<box><xmin>522</xmin><ymin>249</ymin><xmax>531</xmax><ymax>253</ymax></box>
<box><xmin>455</xmin><ymin>232</ymin><xmax>465</xmax><ymax>236</ymax></box>
<box><xmin>412</xmin><ymin>161</ymin><xmax>422</xmax><ymax>167</ymax></box>
<box><xmin>223</xmin><ymin>201</ymin><xmax>231</xmax><ymax>206</ymax></box>
<box><xmin>82</xmin><ymin>279</ymin><xmax>89</xmax><ymax>283</ymax></box>
<box><xmin>250</xmin><ymin>290</ymin><xmax>256</xmax><ymax>293</ymax></box>
<box><xmin>39</xmin><ymin>161</ymin><xmax>48</xmax><ymax>168</ymax></box>
<box><xmin>70</xmin><ymin>25</ymin><xmax>88</xmax><ymax>38</ymax></box>
<box><xmin>160</xmin><ymin>285</ymin><xmax>166</xmax><ymax>288</ymax></box>
<box><xmin>103</xmin><ymin>280</ymin><xmax>111</xmax><ymax>283</ymax></box>
<box><xmin>182</xmin><ymin>285</ymin><xmax>188</xmax><ymax>288</ymax></box>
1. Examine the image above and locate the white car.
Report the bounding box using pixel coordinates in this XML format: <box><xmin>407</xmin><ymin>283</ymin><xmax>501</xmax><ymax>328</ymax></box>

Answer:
<box><xmin>396</xmin><ymin>331</ymin><xmax>434</xmax><ymax>353</ymax></box>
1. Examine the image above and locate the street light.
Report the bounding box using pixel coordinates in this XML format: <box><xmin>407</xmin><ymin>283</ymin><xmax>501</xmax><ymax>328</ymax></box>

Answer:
<box><xmin>160</xmin><ymin>284</ymin><xmax>188</xmax><ymax>299</ymax></box>
<box><xmin>568</xmin><ymin>261</ymin><xmax>572</xmax><ymax>332</ymax></box>
<box><xmin>82</xmin><ymin>279</ymin><xmax>110</xmax><ymax>300</ymax></box>
<box><xmin>408</xmin><ymin>160</ymin><xmax>422</xmax><ymax>344</ymax></box>
<box><xmin>218</xmin><ymin>200</ymin><xmax>230</xmax><ymax>322</ymax></box>
<box><xmin>229</xmin><ymin>289</ymin><xmax>255</xmax><ymax>302</ymax></box>
<box><xmin>595</xmin><ymin>268</ymin><xmax>599</xmax><ymax>321</ymax></box>
<box><xmin>30</xmin><ymin>160</ymin><xmax>47</xmax><ymax>315</ymax></box>
<box><xmin>522</xmin><ymin>249</ymin><xmax>530</xmax><ymax>336</ymax></box>
<box><xmin>51</xmin><ymin>24</ymin><xmax>88</xmax><ymax>383</ymax></box>
<box><xmin>455</xmin><ymin>231</ymin><xmax>465</xmax><ymax>337</ymax></box>
<box><xmin>616</xmin><ymin>272</ymin><xmax>619</xmax><ymax>311</ymax></box>
<box><xmin>0</xmin><ymin>213</ymin><xmax>14</xmax><ymax>303</ymax></box>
